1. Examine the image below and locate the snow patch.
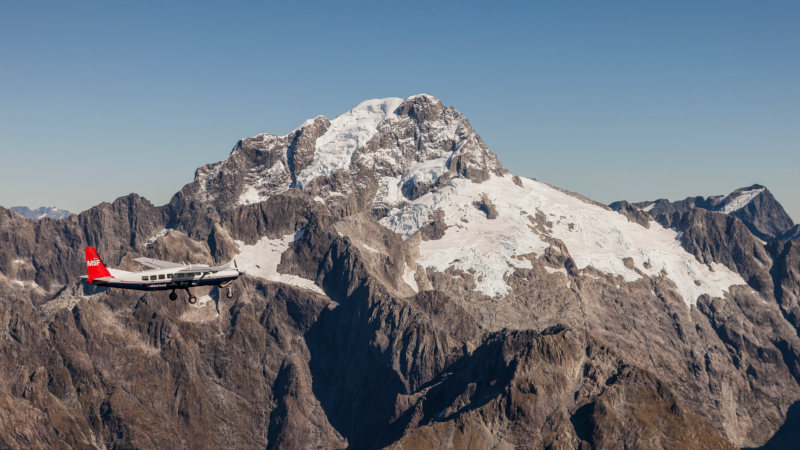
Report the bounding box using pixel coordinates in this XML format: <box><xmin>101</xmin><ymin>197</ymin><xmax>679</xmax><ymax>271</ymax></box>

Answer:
<box><xmin>361</xmin><ymin>244</ymin><xmax>380</xmax><ymax>254</ymax></box>
<box><xmin>380</xmin><ymin>175</ymin><xmax>746</xmax><ymax>304</ymax></box>
<box><xmin>235</xmin><ymin>230</ymin><xmax>324</xmax><ymax>294</ymax></box>
<box><xmin>193</xmin><ymin>162</ymin><xmax>225</xmax><ymax>202</ymax></box>
<box><xmin>403</xmin><ymin>263</ymin><xmax>419</xmax><ymax>293</ymax></box>
<box><xmin>296</xmin><ymin>97</ymin><xmax>405</xmax><ymax>187</ymax></box>
<box><xmin>372</xmin><ymin>158</ymin><xmax>449</xmax><ymax>207</ymax></box>
<box><xmin>146</xmin><ymin>229</ymin><xmax>169</xmax><ymax>247</ymax></box>
<box><xmin>375</xmin><ymin>176</ymin><xmax>404</xmax><ymax>206</ymax></box>
<box><xmin>641</xmin><ymin>203</ymin><xmax>656</xmax><ymax>213</ymax></box>
<box><xmin>238</xmin><ymin>160</ymin><xmax>290</xmax><ymax>205</ymax></box>
<box><xmin>404</xmin><ymin>157</ymin><xmax>450</xmax><ymax>187</ymax></box>
<box><xmin>544</xmin><ymin>266</ymin><xmax>568</xmax><ymax>276</ymax></box>
<box><xmin>238</xmin><ymin>186</ymin><xmax>263</xmax><ymax>206</ymax></box>
<box><xmin>193</xmin><ymin>295</ymin><xmax>215</xmax><ymax>308</ymax></box>
<box><xmin>382</xmin><ymin>179</ymin><xmax>549</xmax><ymax>297</ymax></box>
<box><xmin>717</xmin><ymin>187</ymin><xmax>765</xmax><ymax>214</ymax></box>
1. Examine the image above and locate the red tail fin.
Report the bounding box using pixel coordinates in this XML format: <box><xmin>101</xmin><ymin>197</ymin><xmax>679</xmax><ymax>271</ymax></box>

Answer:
<box><xmin>85</xmin><ymin>247</ymin><xmax>112</xmax><ymax>283</ymax></box>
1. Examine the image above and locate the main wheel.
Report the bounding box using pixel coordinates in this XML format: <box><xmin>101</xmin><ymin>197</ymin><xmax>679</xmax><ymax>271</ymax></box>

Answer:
<box><xmin>188</xmin><ymin>295</ymin><xmax>198</xmax><ymax>304</ymax></box>
<box><xmin>226</xmin><ymin>287</ymin><xmax>233</xmax><ymax>299</ymax></box>
<box><xmin>169</xmin><ymin>292</ymin><xmax>178</xmax><ymax>301</ymax></box>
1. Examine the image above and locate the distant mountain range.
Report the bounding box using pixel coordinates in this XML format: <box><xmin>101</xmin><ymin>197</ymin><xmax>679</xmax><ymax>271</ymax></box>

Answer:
<box><xmin>10</xmin><ymin>206</ymin><xmax>72</xmax><ymax>220</ymax></box>
<box><xmin>0</xmin><ymin>95</ymin><xmax>799</xmax><ymax>449</ymax></box>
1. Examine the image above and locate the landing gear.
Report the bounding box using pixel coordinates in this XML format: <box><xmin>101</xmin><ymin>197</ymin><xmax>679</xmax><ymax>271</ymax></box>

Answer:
<box><xmin>226</xmin><ymin>286</ymin><xmax>233</xmax><ymax>299</ymax></box>
<box><xmin>169</xmin><ymin>291</ymin><xmax>178</xmax><ymax>301</ymax></box>
<box><xmin>183</xmin><ymin>287</ymin><xmax>197</xmax><ymax>304</ymax></box>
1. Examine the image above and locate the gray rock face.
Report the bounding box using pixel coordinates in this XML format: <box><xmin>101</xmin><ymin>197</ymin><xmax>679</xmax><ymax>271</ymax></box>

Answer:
<box><xmin>721</xmin><ymin>185</ymin><xmax>795</xmax><ymax>240</ymax></box>
<box><xmin>768</xmin><ymin>238</ymin><xmax>800</xmax><ymax>332</ymax></box>
<box><xmin>656</xmin><ymin>208</ymin><xmax>775</xmax><ymax>296</ymax></box>
<box><xmin>389</xmin><ymin>327</ymin><xmax>734</xmax><ymax>450</ymax></box>
<box><xmin>778</xmin><ymin>224</ymin><xmax>800</xmax><ymax>242</ymax></box>
<box><xmin>1</xmin><ymin>95</ymin><xmax>799</xmax><ymax>449</ymax></box>
<box><xmin>608</xmin><ymin>200</ymin><xmax>652</xmax><ymax>228</ymax></box>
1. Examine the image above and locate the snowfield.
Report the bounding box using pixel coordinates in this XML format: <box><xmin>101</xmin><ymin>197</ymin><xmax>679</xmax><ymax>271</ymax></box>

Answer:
<box><xmin>717</xmin><ymin>187</ymin><xmax>765</xmax><ymax>214</ymax></box>
<box><xmin>380</xmin><ymin>175</ymin><xmax>746</xmax><ymax>304</ymax></box>
<box><xmin>192</xmin><ymin>94</ymin><xmax>748</xmax><ymax>307</ymax></box>
<box><xmin>234</xmin><ymin>230</ymin><xmax>324</xmax><ymax>295</ymax></box>
<box><xmin>296</xmin><ymin>97</ymin><xmax>405</xmax><ymax>187</ymax></box>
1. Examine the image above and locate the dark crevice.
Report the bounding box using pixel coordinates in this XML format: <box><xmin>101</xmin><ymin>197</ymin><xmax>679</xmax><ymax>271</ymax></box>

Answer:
<box><xmin>743</xmin><ymin>401</ymin><xmax>800</xmax><ymax>450</ymax></box>
<box><xmin>570</xmin><ymin>402</ymin><xmax>596</xmax><ymax>446</ymax></box>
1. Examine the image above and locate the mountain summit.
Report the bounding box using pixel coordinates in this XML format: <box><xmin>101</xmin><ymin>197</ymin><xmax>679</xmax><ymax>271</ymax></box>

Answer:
<box><xmin>175</xmin><ymin>94</ymin><xmax>505</xmax><ymax>211</ymax></box>
<box><xmin>1</xmin><ymin>95</ymin><xmax>799</xmax><ymax>448</ymax></box>
<box><xmin>619</xmin><ymin>184</ymin><xmax>795</xmax><ymax>241</ymax></box>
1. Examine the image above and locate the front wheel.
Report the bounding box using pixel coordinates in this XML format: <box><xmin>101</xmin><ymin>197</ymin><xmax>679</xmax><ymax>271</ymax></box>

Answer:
<box><xmin>169</xmin><ymin>292</ymin><xmax>177</xmax><ymax>301</ymax></box>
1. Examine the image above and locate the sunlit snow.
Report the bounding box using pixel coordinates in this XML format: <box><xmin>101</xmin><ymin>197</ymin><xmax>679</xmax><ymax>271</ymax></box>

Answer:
<box><xmin>234</xmin><ymin>230</ymin><xmax>324</xmax><ymax>294</ymax></box>
<box><xmin>402</xmin><ymin>263</ymin><xmax>419</xmax><ymax>293</ymax></box>
<box><xmin>295</xmin><ymin>98</ymin><xmax>405</xmax><ymax>187</ymax></box>
<box><xmin>146</xmin><ymin>228</ymin><xmax>169</xmax><ymax>247</ymax></box>
<box><xmin>717</xmin><ymin>187</ymin><xmax>764</xmax><ymax>214</ymax></box>
<box><xmin>380</xmin><ymin>175</ymin><xmax>746</xmax><ymax>304</ymax></box>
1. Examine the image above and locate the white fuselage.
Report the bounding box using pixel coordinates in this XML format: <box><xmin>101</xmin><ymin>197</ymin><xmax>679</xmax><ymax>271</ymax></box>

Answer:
<box><xmin>95</xmin><ymin>266</ymin><xmax>240</xmax><ymax>291</ymax></box>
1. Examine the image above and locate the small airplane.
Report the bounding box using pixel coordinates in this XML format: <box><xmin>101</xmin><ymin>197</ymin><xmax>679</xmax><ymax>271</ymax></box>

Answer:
<box><xmin>82</xmin><ymin>247</ymin><xmax>243</xmax><ymax>304</ymax></box>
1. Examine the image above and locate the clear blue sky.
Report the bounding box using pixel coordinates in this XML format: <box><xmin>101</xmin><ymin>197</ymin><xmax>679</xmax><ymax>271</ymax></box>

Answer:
<box><xmin>1</xmin><ymin>1</ymin><xmax>798</xmax><ymax>219</ymax></box>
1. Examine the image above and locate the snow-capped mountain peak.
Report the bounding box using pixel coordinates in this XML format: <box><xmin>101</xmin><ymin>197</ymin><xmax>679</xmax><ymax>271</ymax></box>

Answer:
<box><xmin>624</xmin><ymin>184</ymin><xmax>794</xmax><ymax>241</ymax></box>
<box><xmin>295</xmin><ymin>97</ymin><xmax>405</xmax><ymax>187</ymax></box>
<box><xmin>10</xmin><ymin>206</ymin><xmax>72</xmax><ymax>220</ymax></box>
<box><xmin>715</xmin><ymin>184</ymin><xmax>766</xmax><ymax>214</ymax></box>
<box><xmin>180</xmin><ymin>94</ymin><xmax>505</xmax><ymax>208</ymax></box>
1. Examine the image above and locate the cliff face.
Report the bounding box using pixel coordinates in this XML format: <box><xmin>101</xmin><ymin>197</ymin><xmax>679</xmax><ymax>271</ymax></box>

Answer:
<box><xmin>1</xmin><ymin>95</ymin><xmax>799</xmax><ymax>449</ymax></box>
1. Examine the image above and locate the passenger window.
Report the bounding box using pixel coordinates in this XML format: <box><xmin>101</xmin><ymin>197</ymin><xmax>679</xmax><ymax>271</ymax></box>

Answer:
<box><xmin>142</xmin><ymin>276</ymin><xmax>148</xmax><ymax>281</ymax></box>
<box><xmin>159</xmin><ymin>274</ymin><xmax>165</xmax><ymax>280</ymax></box>
<box><xmin>150</xmin><ymin>275</ymin><xmax>157</xmax><ymax>280</ymax></box>
<box><xmin>167</xmin><ymin>274</ymin><xmax>173</xmax><ymax>279</ymax></box>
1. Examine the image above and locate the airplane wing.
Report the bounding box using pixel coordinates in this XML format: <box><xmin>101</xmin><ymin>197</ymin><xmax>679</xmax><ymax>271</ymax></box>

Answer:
<box><xmin>133</xmin><ymin>257</ymin><xmax>184</xmax><ymax>270</ymax></box>
<box><xmin>203</xmin><ymin>264</ymin><xmax>236</xmax><ymax>272</ymax></box>
<box><xmin>174</xmin><ymin>264</ymin><xmax>212</xmax><ymax>273</ymax></box>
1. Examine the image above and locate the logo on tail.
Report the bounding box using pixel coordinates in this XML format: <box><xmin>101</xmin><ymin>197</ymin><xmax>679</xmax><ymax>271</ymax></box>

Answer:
<box><xmin>85</xmin><ymin>247</ymin><xmax>112</xmax><ymax>282</ymax></box>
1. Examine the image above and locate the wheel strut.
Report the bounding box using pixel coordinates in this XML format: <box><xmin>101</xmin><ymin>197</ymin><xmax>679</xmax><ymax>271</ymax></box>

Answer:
<box><xmin>184</xmin><ymin>288</ymin><xmax>197</xmax><ymax>304</ymax></box>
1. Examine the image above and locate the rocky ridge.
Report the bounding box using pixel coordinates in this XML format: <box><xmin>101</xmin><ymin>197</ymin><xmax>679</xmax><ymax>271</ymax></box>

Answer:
<box><xmin>0</xmin><ymin>95</ymin><xmax>799</xmax><ymax>448</ymax></box>
<box><xmin>617</xmin><ymin>184</ymin><xmax>796</xmax><ymax>241</ymax></box>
